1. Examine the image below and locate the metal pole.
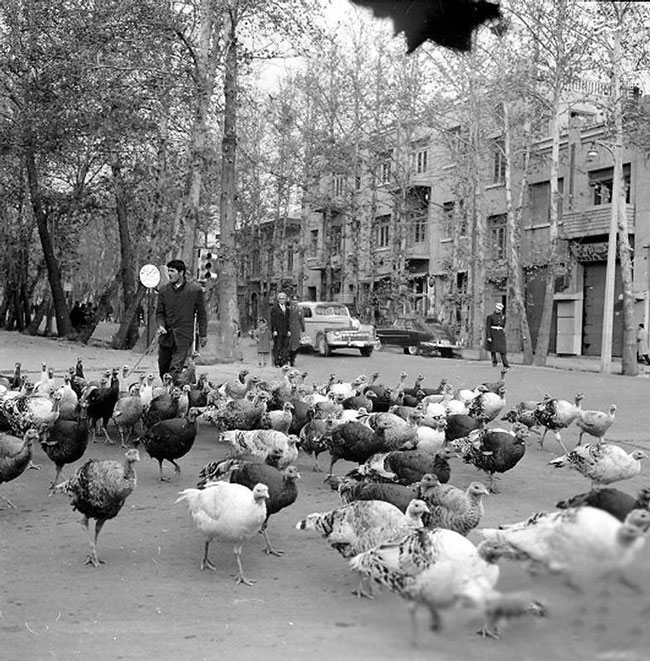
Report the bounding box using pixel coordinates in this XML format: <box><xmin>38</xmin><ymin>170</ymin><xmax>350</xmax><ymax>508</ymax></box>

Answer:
<box><xmin>600</xmin><ymin>140</ymin><xmax>621</xmax><ymax>373</ymax></box>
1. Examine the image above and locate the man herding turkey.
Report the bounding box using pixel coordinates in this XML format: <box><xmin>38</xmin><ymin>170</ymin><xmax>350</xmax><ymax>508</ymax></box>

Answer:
<box><xmin>156</xmin><ymin>259</ymin><xmax>207</xmax><ymax>383</ymax></box>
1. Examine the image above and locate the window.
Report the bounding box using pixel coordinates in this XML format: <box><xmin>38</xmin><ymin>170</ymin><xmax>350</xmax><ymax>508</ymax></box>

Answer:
<box><xmin>441</xmin><ymin>200</ymin><xmax>467</xmax><ymax>239</ymax></box>
<box><xmin>492</xmin><ymin>138</ymin><xmax>506</xmax><ymax>184</ymax></box>
<box><xmin>287</xmin><ymin>246</ymin><xmax>294</xmax><ymax>271</ymax></box>
<box><xmin>410</xmin><ymin>148</ymin><xmax>428</xmax><ymax>174</ymax></box>
<box><xmin>529</xmin><ymin>179</ymin><xmax>564</xmax><ymax>225</ymax></box>
<box><xmin>589</xmin><ymin>165</ymin><xmax>631</xmax><ymax>205</ymax></box>
<box><xmin>441</xmin><ymin>201</ymin><xmax>455</xmax><ymax>239</ymax></box>
<box><xmin>488</xmin><ymin>214</ymin><xmax>507</xmax><ymax>259</ymax></box>
<box><xmin>330</xmin><ymin>225</ymin><xmax>342</xmax><ymax>255</ymax></box>
<box><xmin>379</xmin><ymin>149</ymin><xmax>393</xmax><ymax>184</ymax></box>
<box><xmin>333</xmin><ymin>174</ymin><xmax>345</xmax><ymax>197</ymax></box>
<box><xmin>309</xmin><ymin>229</ymin><xmax>319</xmax><ymax>256</ymax></box>
<box><xmin>374</xmin><ymin>214</ymin><xmax>390</xmax><ymax>248</ymax></box>
<box><xmin>410</xmin><ymin>216</ymin><xmax>427</xmax><ymax>244</ymax></box>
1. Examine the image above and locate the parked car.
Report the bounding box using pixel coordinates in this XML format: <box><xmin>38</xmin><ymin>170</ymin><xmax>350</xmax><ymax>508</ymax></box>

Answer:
<box><xmin>297</xmin><ymin>301</ymin><xmax>377</xmax><ymax>357</ymax></box>
<box><xmin>376</xmin><ymin>316</ymin><xmax>463</xmax><ymax>358</ymax></box>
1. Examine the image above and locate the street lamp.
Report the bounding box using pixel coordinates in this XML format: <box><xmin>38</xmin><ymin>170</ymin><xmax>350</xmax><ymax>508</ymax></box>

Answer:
<box><xmin>587</xmin><ymin>139</ymin><xmax>621</xmax><ymax>373</ymax></box>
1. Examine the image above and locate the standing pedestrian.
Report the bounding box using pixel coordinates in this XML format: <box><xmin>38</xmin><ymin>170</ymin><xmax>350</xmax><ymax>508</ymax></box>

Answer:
<box><xmin>270</xmin><ymin>291</ymin><xmax>291</xmax><ymax>367</ymax></box>
<box><xmin>254</xmin><ymin>318</ymin><xmax>272</xmax><ymax>367</ymax></box>
<box><xmin>155</xmin><ymin>259</ymin><xmax>208</xmax><ymax>383</ymax></box>
<box><xmin>638</xmin><ymin>323</ymin><xmax>650</xmax><ymax>365</ymax></box>
<box><xmin>485</xmin><ymin>301</ymin><xmax>510</xmax><ymax>368</ymax></box>
<box><xmin>288</xmin><ymin>295</ymin><xmax>305</xmax><ymax>367</ymax></box>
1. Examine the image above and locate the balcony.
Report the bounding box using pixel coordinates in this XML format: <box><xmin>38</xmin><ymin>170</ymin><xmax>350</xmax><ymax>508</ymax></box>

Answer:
<box><xmin>561</xmin><ymin>204</ymin><xmax>635</xmax><ymax>239</ymax></box>
<box><xmin>306</xmin><ymin>250</ymin><xmax>326</xmax><ymax>269</ymax></box>
<box><xmin>405</xmin><ymin>240</ymin><xmax>429</xmax><ymax>259</ymax></box>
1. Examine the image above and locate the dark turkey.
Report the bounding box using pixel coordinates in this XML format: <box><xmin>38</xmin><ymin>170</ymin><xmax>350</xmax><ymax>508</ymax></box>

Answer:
<box><xmin>450</xmin><ymin>423</ymin><xmax>528</xmax><ymax>492</ymax></box>
<box><xmin>556</xmin><ymin>486</ymin><xmax>650</xmax><ymax>522</ymax></box>
<box><xmin>136</xmin><ymin>407</ymin><xmax>199</xmax><ymax>481</ymax></box>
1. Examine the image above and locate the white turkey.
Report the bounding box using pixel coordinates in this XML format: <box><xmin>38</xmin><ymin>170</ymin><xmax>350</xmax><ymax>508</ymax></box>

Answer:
<box><xmin>176</xmin><ymin>481</ymin><xmax>270</xmax><ymax>585</ymax></box>
<box><xmin>479</xmin><ymin>506</ymin><xmax>650</xmax><ymax>590</ymax></box>
<box><xmin>549</xmin><ymin>443</ymin><xmax>647</xmax><ymax>488</ymax></box>
<box><xmin>296</xmin><ymin>499</ymin><xmax>429</xmax><ymax>597</ymax></box>
<box><xmin>576</xmin><ymin>404</ymin><xmax>616</xmax><ymax>445</ymax></box>
<box><xmin>533</xmin><ymin>393</ymin><xmax>584</xmax><ymax>452</ymax></box>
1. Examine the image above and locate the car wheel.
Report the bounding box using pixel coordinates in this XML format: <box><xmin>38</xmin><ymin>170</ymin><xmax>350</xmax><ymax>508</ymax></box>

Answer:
<box><xmin>407</xmin><ymin>345</ymin><xmax>419</xmax><ymax>356</ymax></box>
<box><xmin>360</xmin><ymin>347</ymin><xmax>373</xmax><ymax>357</ymax></box>
<box><xmin>440</xmin><ymin>347</ymin><xmax>453</xmax><ymax>358</ymax></box>
<box><xmin>317</xmin><ymin>336</ymin><xmax>331</xmax><ymax>357</ymax></box>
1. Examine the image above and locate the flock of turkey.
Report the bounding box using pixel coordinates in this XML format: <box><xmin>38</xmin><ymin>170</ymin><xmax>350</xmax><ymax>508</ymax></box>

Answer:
<box><xmin>0</xmin><ymin>357</ymin><xmax>648</xmax><ymax>642</ymax></box>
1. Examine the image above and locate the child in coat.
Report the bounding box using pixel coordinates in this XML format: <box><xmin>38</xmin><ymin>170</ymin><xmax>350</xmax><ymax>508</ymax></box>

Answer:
<box><xmin>254</xmin><ymin>318</ymin><xmax>272</xmax><ymax>367</ymax></box>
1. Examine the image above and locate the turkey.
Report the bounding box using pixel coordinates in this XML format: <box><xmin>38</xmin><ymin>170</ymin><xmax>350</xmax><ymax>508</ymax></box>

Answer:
<box><xmin>327</xmin><ymin>374</ymin><xmax>368</xmax><ymax>400</ymax></box>
<box><xmin>222</xmin><ymin>429</ymin><xmax>299</xmax><ymax>469</ymax></box>
<box><xmin>449</xmin><ymin>423</ymin><xmax>528</xmax><ymax>492</ymax></box>
<box><xmin>444</xmin><ymin>414</ymin><xmax>483</xmax><ymax>443</ymax></box>
<box><xmin>32</xmin><ymin>362</ymin><xmax>56</xmax><ymax>397</ymax></box>
<box><xmin>111</xmin><ymin>384</ymin><xmax>145</xmax><ymax>448</ymax></box>
<box><xmin>298</xmin><ymin>416</ymin><xmax>336</xmax><ymax>471</ymax></box>
<box><xmin>57</xmin><ymin>375</ymin><xmax>80</xmax><ymax>420</ymax></box>
<box><xmin>218</xmin><ymin>461</ymin><xmax>300</xmax><ymax>556</ymax></box>
<box><xmin>0</xmin><ymin>362</ymin><xmax>22</xmax><ymax>390</ymax></box>
<box><xmin>55</xmin><ymin>449</ymin><xmax>140</xmax><ymax>566</ymax></box>
<box><xmin>549</xmin><ymin>443</ymin><xmax>647</xmax><ymax>488</ymax></box>
<box><xmin>176</xmin><ymin>481</ymin><xmax>270</xmax><ymax>585</ymax></box>
<box><xmin>219</xmin><ymin>370</ymin><xmax>259</xmax><ymax>400</ymax></box>
<box><xmin>533</xmin><ymin>393</ymin><xmax>584</xmax><ymax>452</ymax></box>
<box><xmin>199</xmin><ymin>391</ymin><xmax>269</xmax><ymax>431</ymax></box>
<box><xmin>337</xmin><ymin>473</ymin><xmax>440</xmax><ymax>513</ymax></box>
<box><xmin>0</xmin><ymin>429</ymin><xmax>40</xmax><ymax>508</ymax></box>
<box><xmin>296</xmin><ymin>499</ymin><xmax>429</xmax><ymax>597</ymax></box>
<box><xmin>422</xmin><ymin>478</ymin><xmax>490</xmax><ymax>535</ymax></box>
<box><xmin>0</xmin><ymin>390</ymin><xmax>62</xmax><ymax>437</ymax></box>
<box><xmin>479</xmin><ymin>506</ymin><xmax>650</xmax><ymax>590</ymax></box>
<box><xmin>263</xmin><ymin>401</ymin><xmax>294</xmax><ymax>434</ymax></box>
<box><xmin>40</xmin><ymin>399</ymin><xmax>90</xmax><ymax>487</ymax></box>
<box><xmin>467</xmin><ymin>385</ymin><xmax>507</xmax><ymax>423</ymax></box>
<box><xmin>389</xmin><ymin>541</ymin><xmax>543</xmax><ymax>641</ymax></box>
<box><xmin>325</xmin><ymin>420</ymin><xmax>387</xmax><ymax>475</ymax></box>
<box><xmin>142</xmin><ymin>385</ymin><xmax>182</xmax><ymax>430</ymax></box>
<box><xmin>556</xmin><ymin>486</ymin><xmax>650</xmax><ymax>522</ymax></box>
<box><xmin>576</xmin><ymin>404</ymin><xmax>616</xmax><ymax>446</ymax></box>
<box><xmin>480</xmin><ymin>368</ymin><xmax>509</xmax><ymax>394</ymax></box>
<box><xmin>136</xmin><ymin>407</ymin><xmax>200</xmax><ymax>481</ymax></box>
<box><xmin>356</xmin><ymin>447</ymin><xmax>455</xmax><ymax>485</ymax></box>
<box><xmin>83</xmin><ymin>369</ymin><xmax>120</xmax><ymax>442</ymax></box>
<box><xmin>349</xmin><ymin>524</ymin><xmax>481</xmax><ymax>601</ymax></box>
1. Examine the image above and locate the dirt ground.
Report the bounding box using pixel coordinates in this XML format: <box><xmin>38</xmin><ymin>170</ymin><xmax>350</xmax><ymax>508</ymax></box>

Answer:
<box><xmin>1</xmin><ymin>329</ymin><xmax>650</xmax><ymax>661</ymax></box>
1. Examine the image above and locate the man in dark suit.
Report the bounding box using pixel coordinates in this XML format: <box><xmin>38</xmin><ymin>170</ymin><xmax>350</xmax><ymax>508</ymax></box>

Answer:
<box><xmin>270</xmin><ymin>291</ymin><xmax>291</xmax><ymax>367</ymax></box>
<box><xmin>485</xmin><ymin>301</ymin><xmax>509</xmax><ymax>368</ymax></box>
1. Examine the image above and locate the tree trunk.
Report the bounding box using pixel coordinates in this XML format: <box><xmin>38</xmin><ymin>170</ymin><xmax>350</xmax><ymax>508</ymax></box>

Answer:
<box><xmin>26</xmin><ymin>293</ymin><xmax>50</xmax><ymax>335</ymax></box>
<box><xmin>610</xmin><ymin>13</ymin><xmax>637</xmax><ymax>376</ymax></box>
<box><xmin>112</xmin><ymin>282</ymin><xmax>147</xmax><ymax>349</ymax></box>
<box><xmin>504</xmin><ymin>106</ymin><xmax>534</xmax><ymax>363</ymax></box>
<box><xmin>79</xmin><ymin>273</ymin><xmax>122</xmax><ymax>345</ymax></box>
<box><xmin>205</xmin><ymin>7</ymin><xmax>241</xmax><ymax>363</ymax></box>
<box><xmin>111</xmin><ymin>155</ymin><xmax>139</xmax><ymax>349</ymax></box>
<box><xmin>533</xmin><ymin>89</ymin><xmax>562</xmax><ymax>366</ymax></box>
<box><xmin>25</xmin><ymin>147</ymin><xmax>73</xmax><ymax>337</ymax></box>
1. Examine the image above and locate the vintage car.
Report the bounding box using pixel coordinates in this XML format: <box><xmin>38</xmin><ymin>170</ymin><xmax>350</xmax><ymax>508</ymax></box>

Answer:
<box><xmin>297</xmin><ymin>301</ymin><xmax>377</xmax><ymax>357</ymax></box>
<box><xmin>375</xmin><ymin>316</ymin><xmax>463</xmax><ymax>357</ymax></box>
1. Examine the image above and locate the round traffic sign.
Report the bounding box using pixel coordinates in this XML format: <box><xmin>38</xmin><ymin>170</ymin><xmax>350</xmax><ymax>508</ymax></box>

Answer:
<box><xmin>139</xmin><ymin>264</ymin><xmax>161</xmax><ymax>288</ymax></box>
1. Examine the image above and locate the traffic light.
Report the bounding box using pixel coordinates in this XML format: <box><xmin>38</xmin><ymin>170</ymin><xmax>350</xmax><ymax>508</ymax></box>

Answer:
<box><xmin>198</xmin><ymin>248</ymin><xmax>218</xmax><ymax>282</ymax></box>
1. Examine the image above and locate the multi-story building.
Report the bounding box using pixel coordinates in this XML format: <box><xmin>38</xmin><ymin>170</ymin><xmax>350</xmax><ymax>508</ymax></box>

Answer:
<box><xmin>238</xmin><ymin>87</ymin><xmax>650</xmax><ymax>356</ymax></box>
